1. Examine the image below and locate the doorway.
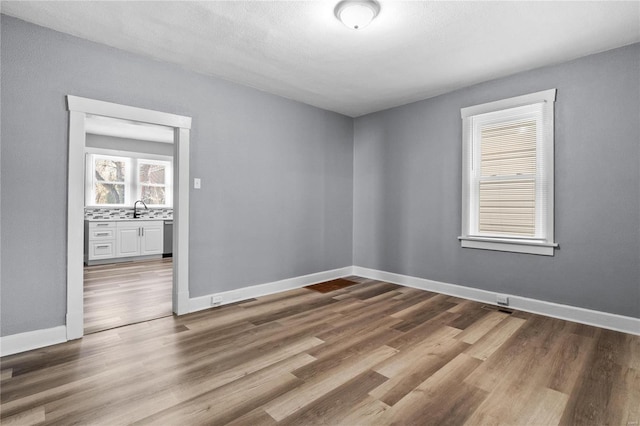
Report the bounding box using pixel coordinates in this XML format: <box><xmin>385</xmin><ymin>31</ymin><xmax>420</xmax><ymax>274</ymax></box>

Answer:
<box><xmin>66</xmin><ymin>96</ymin><xmax>192</xmax><ymax>340</ymax></box>
<box><xmin>82</xmin><ymin>122</ymin><xmax>176</xmax><ymax>333</ymax></box>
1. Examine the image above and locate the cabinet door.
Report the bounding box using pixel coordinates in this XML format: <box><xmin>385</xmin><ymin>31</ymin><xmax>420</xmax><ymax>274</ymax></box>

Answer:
<box><xmin>140</xmin><ymin>223</ymin><xmax>164</xmax><ymax>255</ymax></box>
<box><xmin>116</xmin><ymin>226</ymin><xmax>141</xmax><ymax>257</ymax></box>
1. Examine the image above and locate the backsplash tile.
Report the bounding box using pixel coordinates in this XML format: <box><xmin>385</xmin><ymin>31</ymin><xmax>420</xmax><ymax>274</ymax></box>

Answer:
<box><xmin>85</xmin><ymin>207</ymin><xmax>173</xmax><ymax>220</ymax></box>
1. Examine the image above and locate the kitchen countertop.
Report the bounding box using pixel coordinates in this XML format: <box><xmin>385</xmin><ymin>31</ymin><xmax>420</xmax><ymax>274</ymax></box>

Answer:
<box><xmin>85</xmin><ymin>217</ymin><xmax>170</xmax><ymax>222</ymax></box>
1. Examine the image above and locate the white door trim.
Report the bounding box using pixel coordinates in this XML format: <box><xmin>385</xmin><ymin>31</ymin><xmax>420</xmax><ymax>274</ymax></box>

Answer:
<box><xmin>66</xmin><ymin>95</ymin><xmax>191</xmax><ymax>340</ymax></box>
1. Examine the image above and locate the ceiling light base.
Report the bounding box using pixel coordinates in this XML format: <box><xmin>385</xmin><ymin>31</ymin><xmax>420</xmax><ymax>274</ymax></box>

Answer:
<box><xmin>335</xmin><ymin>0</ymin><xmax>380</xmax><ymax>30</ymax></box>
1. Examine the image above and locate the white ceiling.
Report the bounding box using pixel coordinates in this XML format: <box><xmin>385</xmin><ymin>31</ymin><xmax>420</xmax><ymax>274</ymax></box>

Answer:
<box><xmin>2</xmin><ymin>1</ymin><xmax>639</xmax><ymax>117</ymax></box>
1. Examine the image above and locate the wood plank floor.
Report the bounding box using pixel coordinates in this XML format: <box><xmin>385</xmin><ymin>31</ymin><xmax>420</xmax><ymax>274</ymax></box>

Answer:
<box><xmin>83</xmin><ymin>258</ymin><xmax>173</xmax><ymax>334</ymax></box>
<box><xmin>2</xmin><ymin>277</ymin><xmax>638</xmax><ymax>425</ymax></box>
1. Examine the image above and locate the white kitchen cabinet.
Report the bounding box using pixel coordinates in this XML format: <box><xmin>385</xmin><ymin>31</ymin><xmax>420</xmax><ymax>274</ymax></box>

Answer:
<box><xmin>116</xmin><ymin>222</ymin><xmax>142</xmax><ymax>257</ymax></box>
<box><xmin>140</xmin><ymin>222</ymin><xmax>163</xmax><ymax>255</ymax></box>
<box><xmin>85</xmin><ymin>221</ymin><xmax>116</xmax><ymax>262</ymax></box>
<box><xmin>85</xmin><ymin>220</ymin><xmax>164</xmax><ymax>264</ymax></box>
<box><xmin>116</xmin><ymin>220</ymin><xmax>164</xmax><ymax>258</ymax></box>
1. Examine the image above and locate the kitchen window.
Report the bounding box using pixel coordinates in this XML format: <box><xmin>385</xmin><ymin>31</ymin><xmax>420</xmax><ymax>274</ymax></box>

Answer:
<box><xmin>138</xmin><ymin>160</ymin><xmax>170</xmax><ymax>206</ymax></box>
<box><xmin>459</xmin><ymin>89</ymin><xmax>557</xmax><ymax>255</ymax></box>
<box><xmin>86</xmin><ymin>152</ymin><xmax>172</xmax><ymax>207</ymax></box>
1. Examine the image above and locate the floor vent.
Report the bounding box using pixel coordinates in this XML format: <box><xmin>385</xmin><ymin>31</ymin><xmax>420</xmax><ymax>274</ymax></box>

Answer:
<box><xmin>305</xmin><ymin>278</ymin><xmax>358</xmax><ymax>293</ymax></box>
<box><xmin>481</xmin><ymin>305</ymin><xmax>514</xmax><ymax>315</ymax></box>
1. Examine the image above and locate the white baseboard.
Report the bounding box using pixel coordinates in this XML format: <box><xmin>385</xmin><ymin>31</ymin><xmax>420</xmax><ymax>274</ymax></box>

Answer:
<box><xmin>4</xmin><ymin>264</ymin><xmax>636</xmax><ymax>357</ymax></box>
<box><xmin>0</xmin><ymin>326</ymin><xmax>67</xmax><ymax>357</ymax></box>
<box><xmin>189</xmin><ymin>266</ymin><xmax>354</xmax><ymax>313</ymax></box>
<box><xmin>353</xmin><ymin>266</ymin><xmax>640</xmax><ymax>336</ymax></box>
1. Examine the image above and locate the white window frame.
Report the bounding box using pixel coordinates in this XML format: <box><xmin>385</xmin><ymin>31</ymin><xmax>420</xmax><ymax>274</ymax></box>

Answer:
<box><xmin>459</xmin><ymin>89</ymin><xmax>558</xmax><ymax>256</ymax></box>
<box><xmin>136</xmin><ymin>158</ymin><xmax>173</xmax><ymax>207</ymax></box>
<box><xmin>85</xmin><ymin>149</ymin><xmax>173</xmax><ymax>208</ymax></box>
<box><xmin>86</xmin><ymin>153</ymin><xmax>132</xmax><ymax>207</ymax></box>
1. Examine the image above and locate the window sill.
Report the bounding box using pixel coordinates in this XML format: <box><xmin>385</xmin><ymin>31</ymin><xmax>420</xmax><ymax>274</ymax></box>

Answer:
<box><xmin>458</xmin><ymin>236</ymin><xmax>557</xmax><ymax>256</ymax></box>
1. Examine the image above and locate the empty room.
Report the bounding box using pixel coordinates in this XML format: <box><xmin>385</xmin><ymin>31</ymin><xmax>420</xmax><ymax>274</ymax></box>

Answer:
<box><xmin>1</xmin><ymin>1</ymin><xmax>639</xmax><ymax>425</ymax></box>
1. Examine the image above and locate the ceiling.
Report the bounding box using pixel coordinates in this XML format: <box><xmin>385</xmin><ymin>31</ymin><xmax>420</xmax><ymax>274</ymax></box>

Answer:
<box><xmin>2</xmin><ymin>1</ymin><xmax>639</xmax><ymax>117</ymax></box>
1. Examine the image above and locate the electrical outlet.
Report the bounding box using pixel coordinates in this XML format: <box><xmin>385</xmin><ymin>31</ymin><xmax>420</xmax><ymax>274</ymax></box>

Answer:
<box><xmin>210</xmin><ymin>295</ymin><xmax>223</xmax><ymax>307</ymax></box>
<box><xmin>496</xmin><ymin>294</ymin><xmax>509</xmax><ymax>306</ymax></box>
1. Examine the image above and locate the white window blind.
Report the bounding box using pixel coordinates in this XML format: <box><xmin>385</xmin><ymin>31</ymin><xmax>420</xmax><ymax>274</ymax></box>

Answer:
<box><xmin>460</xmin><ymin>89</ymin><xmax>557</xmax><ymax>256</ymax></box>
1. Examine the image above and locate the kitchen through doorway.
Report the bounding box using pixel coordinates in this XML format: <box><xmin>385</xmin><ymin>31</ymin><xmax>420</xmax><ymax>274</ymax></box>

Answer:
<box><xmin>67</xmin><ymin>95</ymin><xmax>191</xmax><ymax>341</ymax></box>
<box><xmin>82</xmin><ymin>115</ymin><xmax>175</xmax><ymax>334</ymax></box>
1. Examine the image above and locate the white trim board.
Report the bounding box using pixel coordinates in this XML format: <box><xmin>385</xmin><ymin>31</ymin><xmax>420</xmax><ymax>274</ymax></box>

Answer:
<box><xmin>189</xmin><ymin>266</ymin><xmax>354</xmax><ymax>313</ymax></box>
<box><xmin>0</xmin><ymin>326</ymin><xmax>67</xmax><ymax>357</ymax></box>
<box><xmin>68</xmin><ymin>95</ymin><xmax>191</xmax><ymax>129</ymax></box>
<box><xmin>65</xmin><ymin>95</ymin><xmax>192</xmax><ymax>342</ymax></box>
<box><xmin>352</xmin><ymin>266</ymin><xmax>640</xmax><ymax>336</ymax></box>
<box><xmin>3</xmin><ymin>265</ymin><xmax>637</xmax><ymax>356</ymax></box>
<box><xmin>1</xmin><ymin>267</ymin><xmax>353</xmax><ymax>356</ymax></box>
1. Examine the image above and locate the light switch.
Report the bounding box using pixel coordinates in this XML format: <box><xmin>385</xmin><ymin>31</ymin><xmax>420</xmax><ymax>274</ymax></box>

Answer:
<box><xmin>194</xmin><ymin>178</ymin><xmax>201</xmax><ymax>189</ymax></box>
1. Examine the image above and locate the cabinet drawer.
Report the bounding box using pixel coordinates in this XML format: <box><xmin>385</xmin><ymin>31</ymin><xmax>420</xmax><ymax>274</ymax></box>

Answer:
<box><xmin>89</xmin><ymin>221</ymin><xmax>115</xmax><ymax>228</ymax></box>
<box><xmin>89</xmin><ymin>228</ymin><xmax>115</xmax><ymax>240</ymax></box>
<box><xmin>89</xmin><ymin>241</ymin><xmax>116</xmax><ymax>259</ymax></box>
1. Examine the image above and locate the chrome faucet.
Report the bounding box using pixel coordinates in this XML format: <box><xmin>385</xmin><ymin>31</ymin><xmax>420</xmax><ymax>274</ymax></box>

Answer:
<box><xmin>133</xmin><ymin>200</ymin><xmax>148</xmax><ymax>218</ymax></box>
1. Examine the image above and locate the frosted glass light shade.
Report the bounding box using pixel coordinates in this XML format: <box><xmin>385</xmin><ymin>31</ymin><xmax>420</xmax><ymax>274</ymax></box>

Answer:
<box><xmin>335</xmin><ymin>0</ymin><xmax>380</xmax><ymax>30</ymax></box>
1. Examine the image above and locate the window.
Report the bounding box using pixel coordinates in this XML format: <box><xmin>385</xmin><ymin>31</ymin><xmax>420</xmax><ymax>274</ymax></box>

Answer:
<box><xmin>459</xmin><ymin>89</ymin><xmax>557</xmax><ymax>256</ymax></box>
<box><xmin>91</xmin><ymin>155</ymin><xmax>129</xmax><ymax>205</ymax></box>
<box><xmin>86</xmin><ymin>153</ymin><xmax>172</xmax><ymax>207</ymax></box>
<box><xmin>138</xmin><ymin>160</ymin><xmax>170</xmax><ymax>206</ymax></box>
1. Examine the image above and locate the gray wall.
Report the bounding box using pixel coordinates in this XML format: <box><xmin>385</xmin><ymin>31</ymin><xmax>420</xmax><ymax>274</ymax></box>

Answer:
<box><xmin>1</xmin><ymin>15</ymin><xmax>354</xmax><ymax>336</ymax></box>
<box><xmin>86</xmin><ymin>134</ymin><xmax>174</xmax><ymax>157</ymax></box>
<box><xmin>2</xmin><ymin>14</ymin><xmax>638</xmax><ymax>338</ymax></box>
<box><xmin>354</xmin><ymin>43</ymin><xmax>640</xmax><ymax>318</ymax></box>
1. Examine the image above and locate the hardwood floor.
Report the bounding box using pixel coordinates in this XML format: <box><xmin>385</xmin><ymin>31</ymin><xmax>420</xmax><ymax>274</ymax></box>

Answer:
<box><xmin>1</xmin><ymin>277</ymin><xmax>638</xmax><ymax>425</ymax></box>
<box><xmin>83</xmin><ymin>258</ymin><xmax>173</xmax><ymax>334</ymax></box>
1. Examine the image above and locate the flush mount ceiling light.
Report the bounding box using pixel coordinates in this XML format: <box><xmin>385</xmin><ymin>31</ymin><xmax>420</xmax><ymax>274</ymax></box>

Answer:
<box><xmin>335</xmin><ymin>0</ymin><xmax>380</xmax><ymax>30</ymax></box>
